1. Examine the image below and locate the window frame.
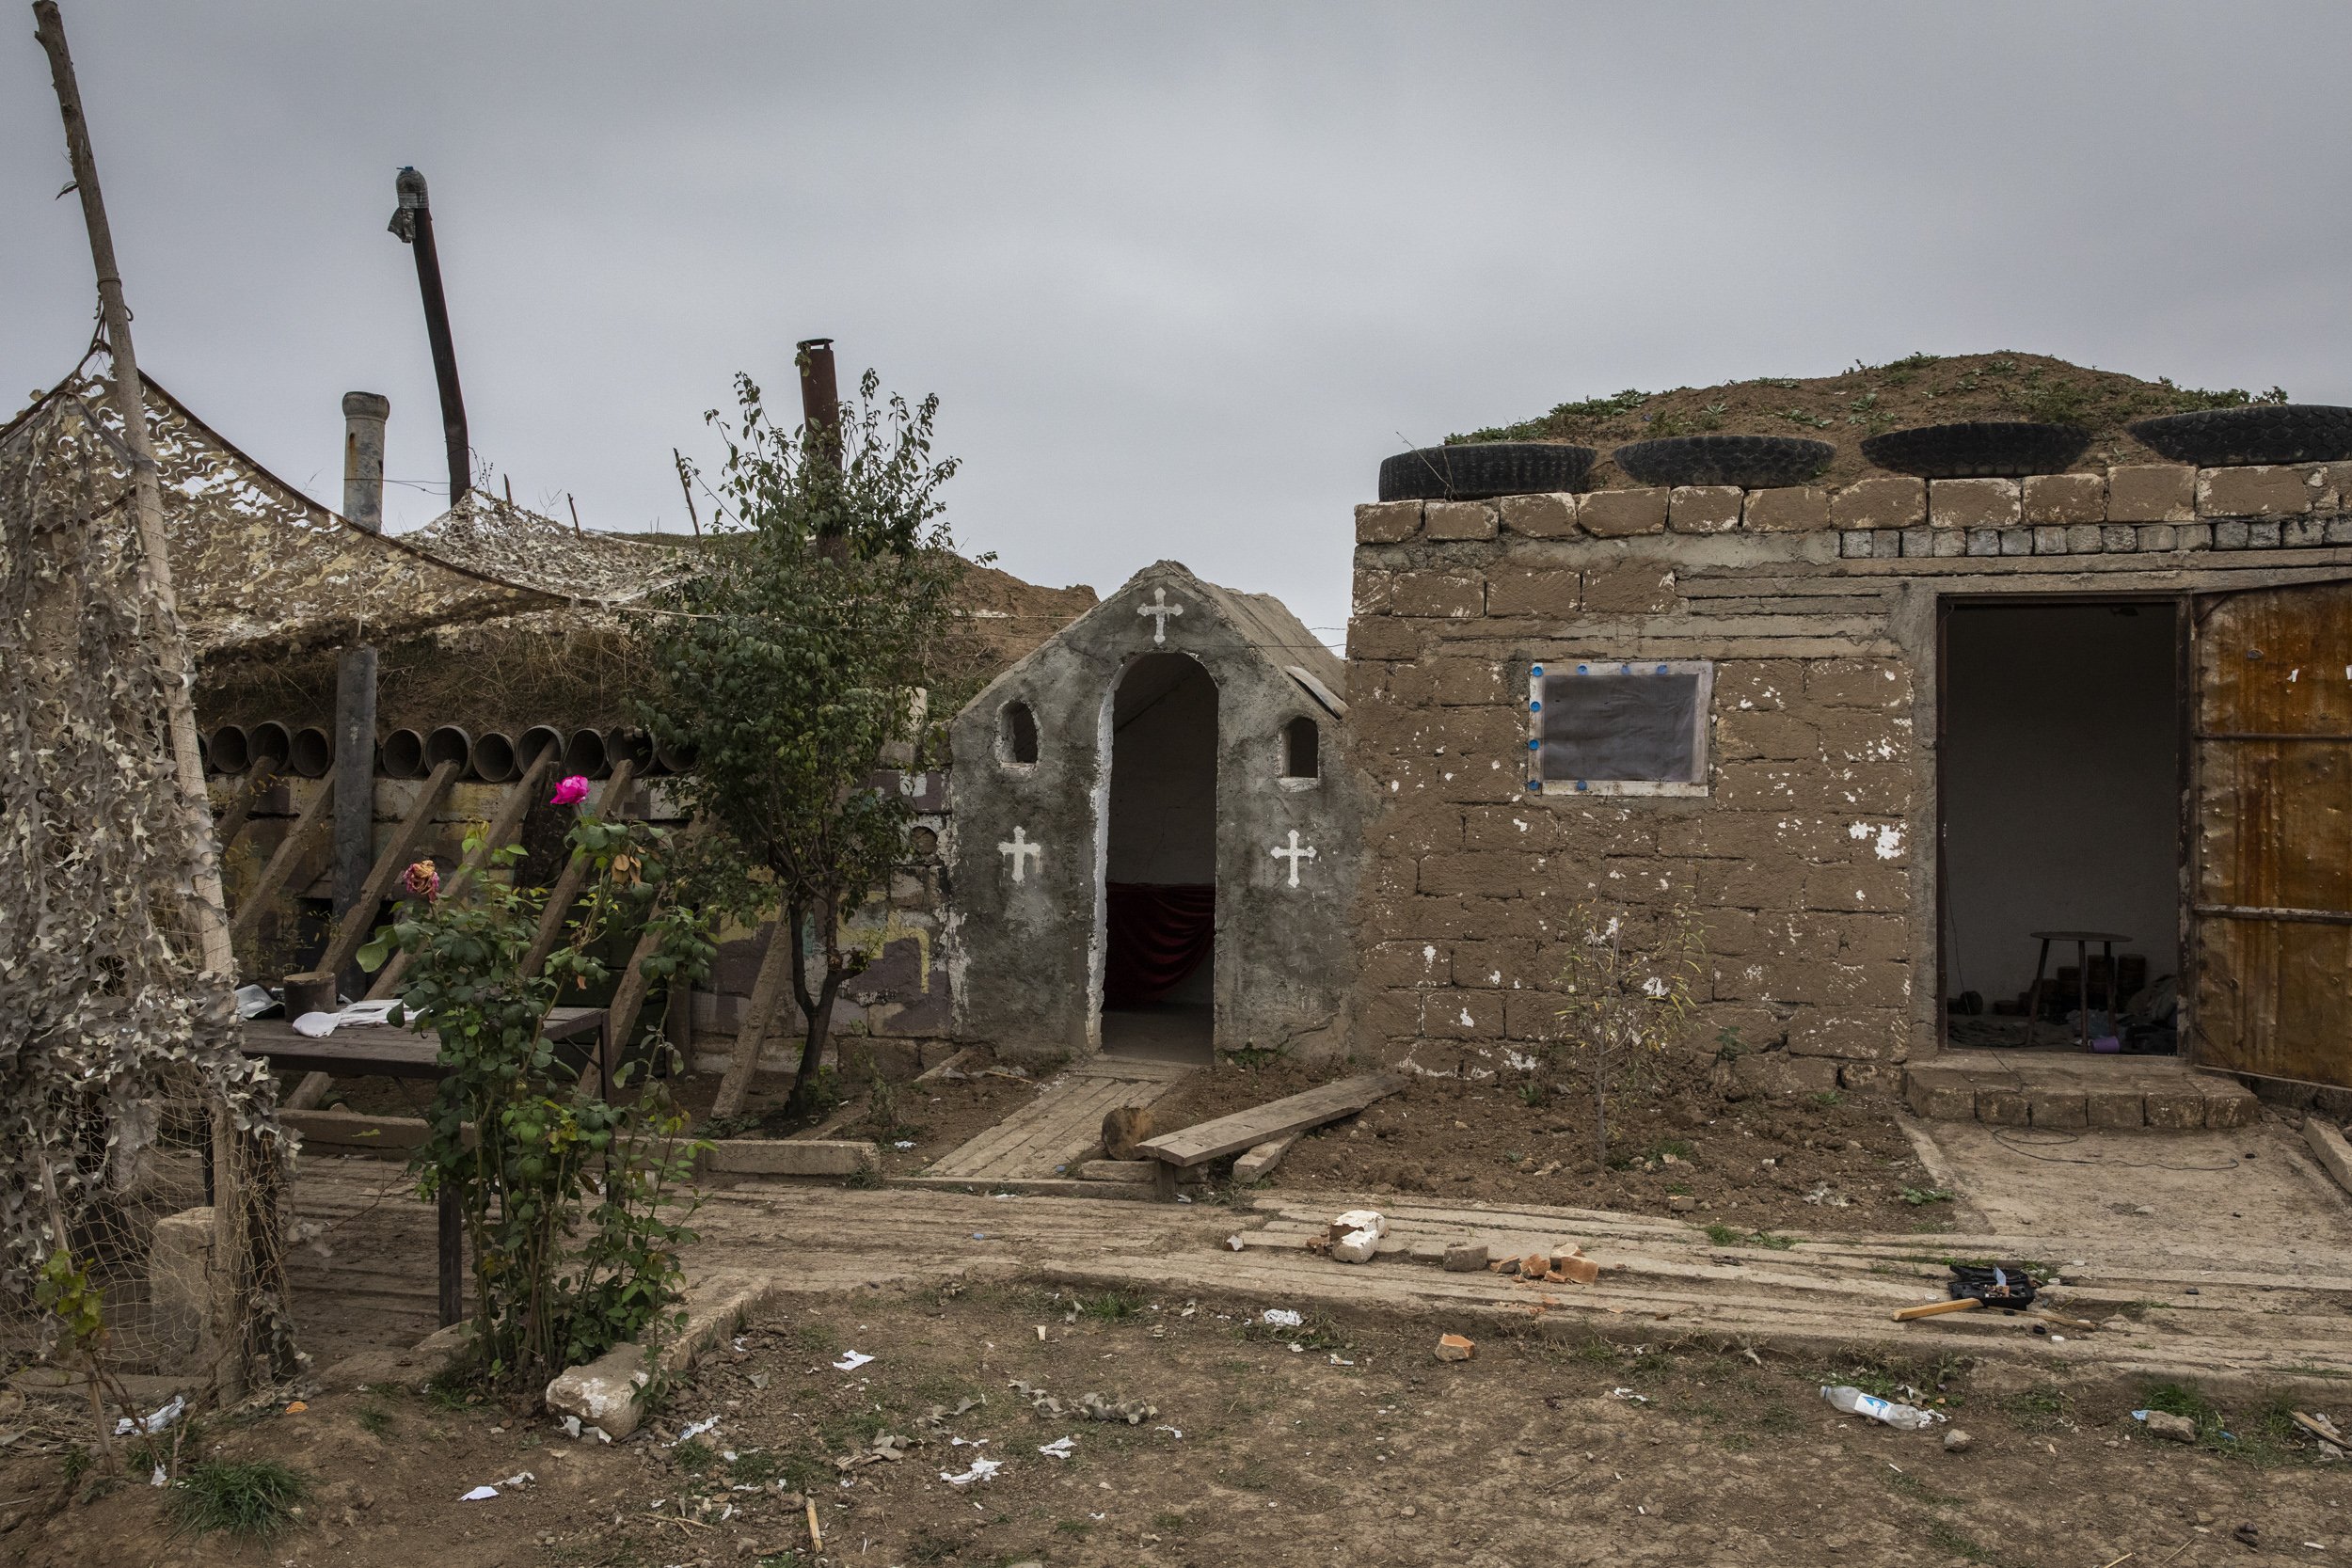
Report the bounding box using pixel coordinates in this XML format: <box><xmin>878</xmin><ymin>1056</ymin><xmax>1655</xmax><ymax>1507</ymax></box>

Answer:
<box><xmin>1279</xmin><ymin>714</ymin><xmax>1322</xmax><ymax>782</ymax></box>
<box><xmin>999</xmin><ymin>699</ymin><xmax>1040</xmax><ymax>767</ymax></box>
<box><xmin>1525</xmin><ymin>658</ymin><xmax>1713</xmax><ymax>799</ymax></box>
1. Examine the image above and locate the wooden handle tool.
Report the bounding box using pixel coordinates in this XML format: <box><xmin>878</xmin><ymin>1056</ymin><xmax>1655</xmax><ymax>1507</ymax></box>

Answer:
<box><xmin>1893</xmin><ymin>1297</ymin><xmax>1984</xmax><ymax>1322</ymax></box>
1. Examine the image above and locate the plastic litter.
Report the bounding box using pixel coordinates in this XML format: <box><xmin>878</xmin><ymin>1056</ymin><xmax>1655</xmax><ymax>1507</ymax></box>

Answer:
<box><xmin>833</xmin><ymin>1351</ymin><xmax>875</xmax><ymax>1371</ymax></box>
<box><xmin>1038</xmin><ymin>1436</ymin><xmax>1076</xmax><ymax>1459</ymax></box>
<box><xmin>671</xmin><ymin>1416</ymin><xmax>720</xmax><ymax>1444</ymax></box>
<box><xmin>459</xmin><ymin>1474</ymin><xmax>529</xmax><ymax>1501</ymax></box>
<box><xmin>1822</xmin><ymin>1385</ymin><xmax>1945</xmax><ymax>1431</ymax></box>
<box><xmin>114</xmin><ymin>1394</ymin><xmax>183</xmax><ymax>1437</ymax></box>
<box><xmin>1261</xmin><ymin>1308</ymin><xmax>1304</xmax><ymax>1328</ymax></box>
<box><xmin>939</xmin><ymin>1456</ymin><xmax>1003</xmax><ymax>1486</ymax></box>
<box><xmin>231</xmin><ymin>983</ymin><xmax>280</xmax><ymax>1020</ymax></box>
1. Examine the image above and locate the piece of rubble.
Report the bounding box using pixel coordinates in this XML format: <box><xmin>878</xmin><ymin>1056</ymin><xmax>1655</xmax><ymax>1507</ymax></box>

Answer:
<box><xmin>1441</xmin><ymin>1241</ymin><xmax>1490</xmax><ymax>1274</ymax></box>
<box><xmin>1943</xmin><ymin>1430</ymin><xmax>1974</xmax><ymax>1454</ymax></box>
<box><xmin>2139</xmin><ymin>1410</ymin><xmax>2198</xmax><ymax>1444</ymax></box>
<box><xmin>1434</xmin><ymin>1334</ymin><xmax>1475</xmax><ymax>1363</ymax></box>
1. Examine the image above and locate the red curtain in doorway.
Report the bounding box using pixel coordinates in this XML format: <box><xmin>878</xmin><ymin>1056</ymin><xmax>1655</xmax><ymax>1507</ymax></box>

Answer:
<box><xmin>1104</xmin><ymin>882</ymin><xmax>1215</xmax><ymax>1006</ymax></box>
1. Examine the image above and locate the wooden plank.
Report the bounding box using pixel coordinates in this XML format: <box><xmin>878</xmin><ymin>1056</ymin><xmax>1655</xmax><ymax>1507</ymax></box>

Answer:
<box><xmin>1136</xmin><ymin>1072</ymin><xmax>1407</xmax><ymax>1168</ymax></box>
<box><xmin>229</xmin><ymin>777</ymin><xmax>334</xmax><ymax>947</ymax></box>
<box><xmin>213</xmin><ymin>761</ymin><xmax>279</xmax><ymax>853</ymax></box>
<box><xmin>368</xmin><ymin>751</ymin><xmax>556</xmax><ymax>998</ymax></box>
<box><xmin>518</xmin><ymin>760</ymin><xmax>637</xmax><ymax>978</ymax></box>
<box><xmin>317</xmin><ymin>758</ymin><xmax>462</xmax><ymax>985</ymax></box>
<box><xmin>1232</xmin><ymin>1132</ymin><xmax>1299</xmax><ymax>1183</ymax></box>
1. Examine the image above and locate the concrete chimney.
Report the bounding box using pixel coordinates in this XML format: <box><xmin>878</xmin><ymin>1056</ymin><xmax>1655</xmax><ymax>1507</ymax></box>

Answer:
<box><xmin>342</xmin><ymin>390</ymin><xmax>389</xmax><ymax>531</ymax></box>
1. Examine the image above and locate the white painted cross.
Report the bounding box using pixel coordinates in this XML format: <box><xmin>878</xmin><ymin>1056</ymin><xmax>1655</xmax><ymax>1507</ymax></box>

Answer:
<box><xmin>1136</xmin><ymin>586</ymin><xmax>1184</xmax><ymax>645</ymax></box>
<box><xmin>1269</xmin><ymin>829</ymin><xmax>1317</xmax><ymax>888</ymax></box>
<box><xmin>997</xmin><ymin>826</ymin><xmax>1042</xmax><ymax>883</ymax></box>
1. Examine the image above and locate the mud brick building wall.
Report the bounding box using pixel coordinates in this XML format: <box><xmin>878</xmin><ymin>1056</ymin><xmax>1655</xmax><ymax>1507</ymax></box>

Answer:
<box><xmin>1343</xmin><ymin>460</ymin><xmax>2352</xmax><ymax>1096</ymax></box>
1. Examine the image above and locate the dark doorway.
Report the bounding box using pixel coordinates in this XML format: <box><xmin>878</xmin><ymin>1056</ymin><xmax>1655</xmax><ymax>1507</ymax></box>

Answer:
<box><xmin>1940</xmin><ymin>601</ymin><xmax>2183</xmax><ymax>1053</ymax></box>
<box><xmin>1101</xmin><ymin>653</ymin><xmax>1217</xmax><ymax>1063</ymax></box>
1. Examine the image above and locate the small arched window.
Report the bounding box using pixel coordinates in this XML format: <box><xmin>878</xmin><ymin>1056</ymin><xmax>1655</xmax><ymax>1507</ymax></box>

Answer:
<box><xmin>1282</xmin><ymin>716</ymin><xmax>1320</xmax><ymax>779</ymax></box>
<box><xmin>1001</xmin><ymin>701</ymin><xmax>1040</xmax><ymax>766</ymax></box>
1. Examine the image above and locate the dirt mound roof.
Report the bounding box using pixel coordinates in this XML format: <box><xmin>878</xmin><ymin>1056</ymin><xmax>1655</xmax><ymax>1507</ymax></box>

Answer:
<box><xmin>1453</xmin><ymin>352</ymin><xmax>2292</xmax><ymax>489</ymax></box>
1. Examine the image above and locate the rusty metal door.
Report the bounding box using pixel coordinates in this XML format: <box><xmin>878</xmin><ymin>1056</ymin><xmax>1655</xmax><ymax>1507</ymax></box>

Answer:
<box><xmin>2191</xmin><ymin>579</ymin><xmax>2352</xmax><ymax>1086</ymax></box>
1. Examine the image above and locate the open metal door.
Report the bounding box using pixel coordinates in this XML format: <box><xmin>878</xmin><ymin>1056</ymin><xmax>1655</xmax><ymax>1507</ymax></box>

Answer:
<box><xmin>2190</xmin><ymin>578</ymin><xmax>2352</xmax><ymax>1086</ymax></box>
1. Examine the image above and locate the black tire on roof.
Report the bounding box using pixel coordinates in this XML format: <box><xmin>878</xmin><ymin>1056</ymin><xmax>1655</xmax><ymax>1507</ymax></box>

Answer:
<box><xmin>2126</xmin><ymin>405</ymin><xmax>2352</xmax><ymax>467</ymax></box>
<box><xmin>1612</xmin><ymin>435</ymin><xmax>1834</xmax><ymax>489</ymax></box>
<box><xmin>1378</xmin><ymin>442</ymin><xmax>1597</xmax><ymax>502</ymax></box>
<box><xmin>1859</xmin><ymin>421</ymin><xmax>2091</xmax><ymax>480</ymax></box>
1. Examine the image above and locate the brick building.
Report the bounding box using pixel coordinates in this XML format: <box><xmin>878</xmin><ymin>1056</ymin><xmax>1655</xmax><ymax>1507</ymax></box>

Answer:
<box><xmin>1345</xmin><ymin>458</ymin><xmax>2352</xmax><ymax>1110</ymax></box>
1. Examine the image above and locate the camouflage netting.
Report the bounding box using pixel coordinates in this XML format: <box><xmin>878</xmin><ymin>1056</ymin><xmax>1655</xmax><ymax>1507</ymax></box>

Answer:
<box><xmin>0</xmin><ymin>380</ymin><xmax>296</xmax><ymax>1397</ymax></box>
<box><xmin>0</xmin><ymin>353</ymin><xmax>691</xmax><ymax>665</ymax></box>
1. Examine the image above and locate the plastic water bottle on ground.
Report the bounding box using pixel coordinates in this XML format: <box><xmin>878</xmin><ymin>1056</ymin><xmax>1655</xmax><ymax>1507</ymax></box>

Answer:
<box><xmin>1821</xmin><ymin>1385</ymin><xmax>1942</xmax><ymax>1431</ymax></box>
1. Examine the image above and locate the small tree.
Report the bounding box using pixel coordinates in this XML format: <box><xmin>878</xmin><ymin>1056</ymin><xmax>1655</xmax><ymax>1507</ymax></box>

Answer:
<box><xmin>1551</xmin><ymin>904</ymin><xmax>1707</xmax><ymax>1161</ymax></box>
<box><xmin>652</xmin><ymin>365</ymin><xmax>966</xmax><ymax>1122</ymax></box>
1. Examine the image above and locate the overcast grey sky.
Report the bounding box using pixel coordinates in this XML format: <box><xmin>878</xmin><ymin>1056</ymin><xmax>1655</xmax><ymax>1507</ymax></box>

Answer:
<box><xmin>9</xmin><ymin>3</ymin><xmax>2350</xmax><ymax>641</ymax></box>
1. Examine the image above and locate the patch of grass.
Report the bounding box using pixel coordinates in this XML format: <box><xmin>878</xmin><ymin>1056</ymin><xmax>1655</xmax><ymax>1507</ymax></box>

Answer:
<box><xmin>1645</xmin><ymin>1138</ymin><xmax>1696</xmax><ymax>1163</ymax></box>
<box><xmin>1151</xmin><ymin>1511</ymin><xmax>1189</xmax><ymax>1532</ymax></box>
<box><xmin>1055</xmin><ymin>1519</ymin><xmax>1094</xmax><ymax>1538</ymax></box>
<box><xmin>1749</xmin><ymin>1231</ymin><xmax>1796</xmax><ymax>1251</ymax></box>
<box><xmin>59</xmin><ymin>1445</ymin><xmax>91</xmax><ymax>1488</ymax></box>
<box><xmin>167</xmin><ymin>1459</ymin><xmax>310</xmax><ymax>1541</ymax></box>
<box><xmin>904</xmin><ymin>1531</ymin><xmax>963</xmax><ymax>1563</ymax></box>
<box><xmin>791</xmin><ymin>1321</ymin><xmax>841</xmax><ymax>1360</ymax></box>
<box><xmin>1073</xmin><ymin>1289</ymin><xmax>1145</xmax><ymax>1323</ymax></box>
<box><xmin>421</xmin><ymin>1368</ymin><xmax>480</xmax><ymax>1411</ymax></box>
<box><xmin>673</xmin><ymin>1437</ymin><xmax>717</xmax><ymax>1474</ymax></box>
<box><xmin>841</xmin><ymin>1164</ymin><xmax>884</xmax><ymax>1190</ymax></box>
<box><xmin>1240</xmin><ymin>1309</ymin><xmax>1351</xmax><ymax>1354</ymax></box>
<box><xmin>354</xmin><ymin>1400</ymin><xmax>394</xmax><ymax>1438</ymax></box>
<box><xmin>1703</xmin><ymin>1223</ymin><xmax>1741</xmax><ymax>1246</ymax></box>
<box><xmin>2006</xmin><ymin>1384</ymin><xmax>2073</xmax><ymax>1433</ymax></box>
<box><xmin>1755</xmin><ymin>1401</ymin><xmax>1799</xmax><ymax>1434</ymax></box>
<box><xmin>1926</xmin><ymin>1522</ymin><xmax>1997</xmax><ymax>1563</ymax></box>
<box><xmin>1884</xmin><ymin>1469</ymin><xmax>1961</xmax><ymax>1509</ymax></box>
<box><xmin>1900</xmin><ymin>1186</ymin><xmax>1953</xmax><ymax>1207</ymax></box>
<box><xmin>1805</xmin><ymin>1089</ymin><xmax>1845</xmax><ymax>1109</ymax></box>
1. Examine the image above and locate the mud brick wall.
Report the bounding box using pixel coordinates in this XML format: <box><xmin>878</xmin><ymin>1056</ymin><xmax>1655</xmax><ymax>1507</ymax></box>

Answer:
<box><xmin>1343</xmin><ymin>460</ymin><xmax>2352</xmax><ymax>1096</ymax></box>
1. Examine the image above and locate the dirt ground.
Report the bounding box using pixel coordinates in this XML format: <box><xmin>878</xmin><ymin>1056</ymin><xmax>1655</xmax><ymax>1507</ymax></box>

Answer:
<box><xmin>1145</xmin><ymin>1055</ymin><xmax>1947</xmax><ymax>1233</ymax></box>
<box><xmin>6</xmin><ymin>1280</ymin><xmax>2344</xmax><ymax>1568</ymax></box>
<box><xmin>1454</xmin><ymin>349</ymin><xmax>2290</xmax><ymax>489</ymax></box>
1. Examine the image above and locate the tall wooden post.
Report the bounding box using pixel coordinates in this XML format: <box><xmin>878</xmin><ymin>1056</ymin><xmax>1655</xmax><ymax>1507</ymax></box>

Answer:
<box><xmin>330</xmin><ymin>647</ymin><xmax>378</xmax><ymax>997</ymax></box>
<box><xmin>32</xmin><ymin>0</ymin><xmax>273</xmax><ymax>1403</ymax></box>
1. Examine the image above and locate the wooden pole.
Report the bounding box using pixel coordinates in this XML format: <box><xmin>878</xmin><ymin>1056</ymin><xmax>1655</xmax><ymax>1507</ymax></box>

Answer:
<box><xmin>33</xmin><ymin>2</ymin><xmax>231</xmax><ymax>981</ymax></box>
<box><xmin>708</xmin><ymin>924</ymin><xmax>795</xmax><ymax>1121</ymax></box>
<box><xmin>331</xmin><ymin>646</ymin><xmax>379</xmax><ymax>996</ymax></box>
<box><xmin>388</xmin><ymin>167</ymin><xmax>469</xmax><ymax>505</ymax></box>
<box><xmin>32</xmin><ymin>0</ymin><xmax>265</xmax><ymax>1404</ymax></box>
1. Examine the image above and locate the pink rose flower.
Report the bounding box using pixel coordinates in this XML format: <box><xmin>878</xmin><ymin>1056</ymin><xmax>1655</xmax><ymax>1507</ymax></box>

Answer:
<box><xmin>550</xmin><ymin>774</ymin><xmax>591</xmax><ymax>807</ymax></box>
<box><xmin>403</xmin><ymin>860</ymin><xmax>440</xmax><ymax>900</ymax></box>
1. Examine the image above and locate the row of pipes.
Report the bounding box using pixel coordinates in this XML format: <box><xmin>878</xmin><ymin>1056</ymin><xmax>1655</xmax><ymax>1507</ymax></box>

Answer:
<box><xmin>201</xmin><ymin>722</ymin><xmax>695</xmax><ymax>783</ymax></box>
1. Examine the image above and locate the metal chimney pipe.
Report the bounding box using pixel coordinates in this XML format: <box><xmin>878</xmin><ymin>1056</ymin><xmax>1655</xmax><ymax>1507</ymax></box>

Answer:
<box><xmin>341</xmin><ymin>391</ymin><xmax>390</xmax><ymax>531</ymax></box>
<box><xmin>797</xmin><ymin>338</ymin><xmax>842</xmax><ymax>468</ymax></box>
<box><xmin>389</xmin><ymin>166</ymin><xmax>470</xmax><ymax>507</ymax></box>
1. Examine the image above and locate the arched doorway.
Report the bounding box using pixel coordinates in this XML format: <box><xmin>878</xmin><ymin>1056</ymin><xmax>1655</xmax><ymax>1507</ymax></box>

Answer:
<box><xmin>1099</xmin><ymin>652</ymin><xmax>1217</xmax><ymax>1062</ymax></box>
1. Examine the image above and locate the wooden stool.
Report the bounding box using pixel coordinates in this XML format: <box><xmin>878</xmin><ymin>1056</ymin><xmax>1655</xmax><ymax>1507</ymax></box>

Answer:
<box><xmin>2022</xmin><ymin>930</ymin><xmax>2128</xmax><ymax>1051</ymax></box>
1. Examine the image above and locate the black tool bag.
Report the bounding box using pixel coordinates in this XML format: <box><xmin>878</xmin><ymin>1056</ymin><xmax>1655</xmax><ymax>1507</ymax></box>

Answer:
<box><xmin>1947</xmin><ymin>1264</ymin><xmax>2039</xmax><ymax>1308</ymax></box>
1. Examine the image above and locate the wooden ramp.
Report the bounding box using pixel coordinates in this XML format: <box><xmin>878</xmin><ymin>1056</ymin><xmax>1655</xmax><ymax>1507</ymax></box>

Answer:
<box><xmin>924</xmin><ymin>1055</ymin><xmax>1192</xmax><ymax>1181</ymax></box>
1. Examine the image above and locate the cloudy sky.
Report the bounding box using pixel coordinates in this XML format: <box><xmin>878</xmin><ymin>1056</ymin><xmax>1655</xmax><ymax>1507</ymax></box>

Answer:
<box><xmin>8</xmin><ymin>3</ymin><xmax>2349</xmax><ymax>641</ymax></box>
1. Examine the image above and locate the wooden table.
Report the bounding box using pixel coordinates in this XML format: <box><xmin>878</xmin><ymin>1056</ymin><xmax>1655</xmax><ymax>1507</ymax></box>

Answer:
<box><xmin>241</xmin><ymin>1006</ymin><xmax>607</xmax><ymax>1325</ymax></box>
<box><xmin>2020</xmin><ymin>931</ymin><xmax>2128</xmax><ymax>1052</ymax></box>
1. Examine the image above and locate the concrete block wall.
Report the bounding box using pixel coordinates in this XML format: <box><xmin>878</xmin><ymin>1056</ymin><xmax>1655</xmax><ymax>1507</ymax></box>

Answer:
<box><xmin>1345</xmin><ymin>456</ymin><xmax>2352</xmax><ymax>1092</ymax></box>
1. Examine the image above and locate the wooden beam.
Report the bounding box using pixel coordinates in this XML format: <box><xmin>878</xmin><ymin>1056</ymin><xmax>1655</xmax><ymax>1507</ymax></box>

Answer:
<box><xmin>518</xmin><ymin>760</ymin><xmax>636</xmax><ymax>979</ymax></box>
<box><xmin>330</xmin><ymin>645</ymin><xmax>378</xmax><ymax>993</ymax></box>
<box><xmin>366</xmin><ymin>751</ymin><xmax>556</xmax><ymax>999</ymax></box>
<box><xmin>283</xmin><ymin>759</ymin><xmax>458</xmax><ymax>1109</ymax></box>
<box><xmin>213</xmin><ymin>760</ymin><xmax>279</xmax><ymax>854</ymax></box>
<box><xmin>228</xmin><ymin>778</ymin><xmax>334</xmax><ymax>948</ymax></box>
